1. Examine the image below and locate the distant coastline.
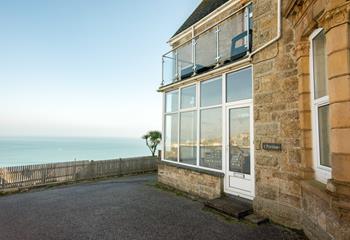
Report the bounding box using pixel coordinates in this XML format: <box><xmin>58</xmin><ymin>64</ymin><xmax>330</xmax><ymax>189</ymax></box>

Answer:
<box><xmin>0</xmin><ymin>137</ymin><xmax>149</xmax><ymax>167</ymax></box>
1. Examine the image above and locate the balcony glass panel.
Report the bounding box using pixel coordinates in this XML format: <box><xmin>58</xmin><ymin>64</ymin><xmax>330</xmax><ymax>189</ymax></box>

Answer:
<box><xmin>177</xmin><ymin>42</ymin><xmax>194</xmax><ymax>80</ymax></box>
<box><xmin>163</xmin><ymin>51</ymin><xmax>177</xmax><ymax>85</ymax></box>
<box><xmin>218</xmin><ymin>10</ymin><xmax>246</xmax><ymax>62</ymax></box>
<box><xmin>195</xmin><ymin>27</ymin><xmax>217</xmax><ymax>73</ymax></box>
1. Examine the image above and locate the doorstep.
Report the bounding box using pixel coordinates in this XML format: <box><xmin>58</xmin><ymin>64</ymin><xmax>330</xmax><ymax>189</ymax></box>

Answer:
<box><xmin>204</xmin><ymin>195</ymin><xmax>253</xmax><ymax>219</ymax></box>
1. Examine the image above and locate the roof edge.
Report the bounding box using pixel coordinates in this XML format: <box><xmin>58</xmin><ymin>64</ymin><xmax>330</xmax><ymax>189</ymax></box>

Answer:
<box><xmin>168</xmin><ymin>0</ymin><xmax>235</xmax><ymax>44</ymax></box>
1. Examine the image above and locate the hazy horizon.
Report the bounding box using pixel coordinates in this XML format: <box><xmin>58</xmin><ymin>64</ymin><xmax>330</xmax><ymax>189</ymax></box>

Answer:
<box><xmin>0</xmin><ymin>0</ymin><xmax>200</xmax><ymax>138</ymax></box>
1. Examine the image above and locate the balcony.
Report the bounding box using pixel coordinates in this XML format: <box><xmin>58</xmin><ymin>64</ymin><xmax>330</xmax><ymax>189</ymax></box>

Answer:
<box><xmin>162</xmin><ymin>3</ymin><xmax>252</xmax><ymax>86</ymax></box>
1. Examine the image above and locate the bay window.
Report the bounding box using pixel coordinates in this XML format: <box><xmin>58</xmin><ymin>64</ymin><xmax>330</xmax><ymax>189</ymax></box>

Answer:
<box><xmin>163</xmin><ymin>78</ymin><xmax>223</xmax><ymax>171</ymax></box>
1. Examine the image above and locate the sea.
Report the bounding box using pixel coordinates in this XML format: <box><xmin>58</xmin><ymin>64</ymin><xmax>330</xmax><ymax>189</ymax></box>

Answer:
<box><xmin>0</xmin><ymin>137</ymin><xmax>150</xmax><ymax>167</ymax></box>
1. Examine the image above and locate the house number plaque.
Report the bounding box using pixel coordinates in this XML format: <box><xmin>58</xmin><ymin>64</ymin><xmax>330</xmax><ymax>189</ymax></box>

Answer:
<box><xmin>262</xmin><ymin>143</ymin><xmax>282</xmax><ymax>151</ymax></box>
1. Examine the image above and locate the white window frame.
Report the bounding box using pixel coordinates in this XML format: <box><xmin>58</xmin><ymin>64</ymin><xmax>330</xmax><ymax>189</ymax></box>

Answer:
<box><xmin>309</xmin><ymin>28</ymin><xmax>331</xmax><ymax>184</ymax></box>
<box><xmin>199</xmin><ymin>77</ymin><xmax>223</xmax><ymax>170</ymax></box>
<box><xmin>162</xmin><ymin>80</ymin><xmax>225</xmax><ymax>173</ymax></box>
<box><xmin>162</xmin><ymin>65</ymin><xmax>253</xmax><ymax>175</ymax></box>
<box><xmin>179</xmin><ymin>84</ymin><xmax>197</xmax><ymax>165</ymax></box>
<box><xmin>163</xmin><ymin>90</ymin><xmax>179</xmax><ymax>162</ymax></box>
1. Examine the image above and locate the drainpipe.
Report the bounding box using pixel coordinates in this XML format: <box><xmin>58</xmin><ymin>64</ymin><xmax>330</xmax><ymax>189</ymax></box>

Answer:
<box><xmin>249</xmin><ymin>0</ymin><xmax>281</xmax><ymax>57</ymax></box>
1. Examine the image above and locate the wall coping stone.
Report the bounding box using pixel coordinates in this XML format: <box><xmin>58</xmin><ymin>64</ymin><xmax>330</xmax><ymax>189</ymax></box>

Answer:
<box><xmin>159</xmin><ymin>161</ymin><xmax>225</xmax><ymax>177</ymax></box>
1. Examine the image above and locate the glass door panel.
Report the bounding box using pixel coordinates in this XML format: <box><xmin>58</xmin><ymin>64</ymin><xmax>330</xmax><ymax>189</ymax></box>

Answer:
<box><xmin>229</xmin><ymin>107</ymin><xmax>251</xmax><ymax>175</ymax></box>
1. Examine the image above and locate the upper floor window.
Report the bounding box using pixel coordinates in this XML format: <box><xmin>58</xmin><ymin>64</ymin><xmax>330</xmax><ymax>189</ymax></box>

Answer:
<box><xmin>310</xmin><ymin>29</ymin><xmax>331</xmax><ymax>183</ymax></box>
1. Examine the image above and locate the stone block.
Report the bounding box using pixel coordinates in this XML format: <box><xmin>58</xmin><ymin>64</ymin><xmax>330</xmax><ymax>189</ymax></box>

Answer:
<box><xmin>332</xmin><ymin>153</ymin><xmax>350</xmax><ymax>182</ymax></box>
<box><xmin>256</xmin><ymin>154</ymin><xmax>279</xmax><ymax>167</ymax></box>
<box><xmin>329</xmin><ymin>75</ymin><xmax>350</xmax><ymax>103</ymax></box>
<box><xmin>256</xmin><ymin>184</ymin><xmax>278</xmax><ymax>200</ymax></box>
<box><xmin>330</xmin><ymin>101</ymin><xmax>350</xmax><ymax>128</ymax></box>
<box><xmin>298</xmin><ymin>74</ymin><xmax>311</xmax><ymax>94</ymax></box>
<box><xmin>297</xmin><ymin>56</ymin><xmax>310</xmax><ymax>74</ymax></box>
<box><xmin>299</xmin><ymin>110</ymin><xmax>311</xmax><ymax>130</ymax></box>
<box><xmin>331</xmin><ymin>128</ymin><xmax>350</xmax><ymax>154</ymax></box>
<box><xmin>328</xmin><ymin>49</ymin><xmax>350</xmax><ymax>79</ymax></box>
<box><xmin>255</xmin><ymin>122</ymin><xmax>279</xmax><ymax>136</ymax></box>
<box><xmin>326</xmin><ymin>23</ymin><xmax>350</xmax><ymax>54</ymax></box>
<box><xmin>298</xmin><ymin>93</ymin><xmax>311</xmax><ymax>111</ymax></box>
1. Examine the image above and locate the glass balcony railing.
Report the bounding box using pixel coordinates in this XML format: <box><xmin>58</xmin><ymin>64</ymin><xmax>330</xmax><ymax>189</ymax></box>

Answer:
<box><xmin>161</xmin><ymin>3</ymin><xmax>252</xmax><ymax>86</ymax></box>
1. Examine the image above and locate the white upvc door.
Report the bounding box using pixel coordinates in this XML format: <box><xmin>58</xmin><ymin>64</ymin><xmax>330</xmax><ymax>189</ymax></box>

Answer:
<box><xmin>224</xmin><ymin>100</ymin><xmax>254</xmax><ymax>199</ymax></box>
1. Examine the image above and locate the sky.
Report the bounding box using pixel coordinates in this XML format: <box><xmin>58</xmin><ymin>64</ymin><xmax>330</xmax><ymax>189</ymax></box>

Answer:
<box><xmin>0</xmin><ymin>0</ymin><xmax>200</xmax><ymax>138</ymax></box>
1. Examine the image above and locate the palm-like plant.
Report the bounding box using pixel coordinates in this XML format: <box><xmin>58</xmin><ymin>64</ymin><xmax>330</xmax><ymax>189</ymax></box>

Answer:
<box><xmin>142</xmin><ymin>131</ymin><xmax>162</xmax><ymax>157</ymax></box>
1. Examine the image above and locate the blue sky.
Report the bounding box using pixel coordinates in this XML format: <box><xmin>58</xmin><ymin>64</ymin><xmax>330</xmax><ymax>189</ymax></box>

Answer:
<box><xmin>0</xmin><ymin>0</ymin><xmax>200</xmax><ymax>138</ymax></box>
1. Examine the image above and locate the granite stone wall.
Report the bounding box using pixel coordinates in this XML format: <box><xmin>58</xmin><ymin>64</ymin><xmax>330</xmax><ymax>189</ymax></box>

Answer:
<box><xmin>158</xmin><ymin>162</ymin><xmax>223</xmax><ymax>200</ymax></box>
<box><xmin>252</xmin><ymin>0</ymin><xmax>303</xmax><ymax>229</ymax></box>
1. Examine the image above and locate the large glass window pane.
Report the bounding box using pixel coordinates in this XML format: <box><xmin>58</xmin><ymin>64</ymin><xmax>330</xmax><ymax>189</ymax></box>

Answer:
<box><xmin>165</xmin><ymin>91</ymin><xmax>178</xmax><ymax>113</ymax></box>
<box><xmin>313</xmin><ymin>31</ymin><xmax>328</xmax><ymax>99</ymax></box>
<box><xmin>229</xmin><ymin>107</ymin><xmax>250</xmax><ymax>174</ymax></box>
<box><xmin>164</xmin><ymin>114</ymin><xmax>178</xmax><ymax>161</ymax></box>
<box><xmin>180</xmin><ymin>111</ymin><xmax>197</xmax><ymax>165</ymax></box>
<box><xmin>200</xmin><ymin>108</ymin><xmax>222</xmax><ymax>169</ymax></box>
<box><xmin>201</xmin><ymin>78</ymin><xmax>222</xmax><ymax>107</ymax></box>
<box><xmin>181</xmin><ymin>85</ymin><xmax>196</xmax><ymax>109</ymax></box>
<box><xmin>226</xmin><ymin>67</ymin><xmax>252</xmax><ymax>102</ymax></box>
<box><xmin>318</xmin><ymin>105</ymin><xmax>331</xmax><ymax>167</ymax></box>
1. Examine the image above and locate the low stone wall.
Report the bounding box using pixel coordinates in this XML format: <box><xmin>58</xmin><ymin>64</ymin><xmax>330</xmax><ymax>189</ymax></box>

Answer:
<box><xmin>301</xmin><ymin>181</ymin><xmax>350</xmax><ymax>240</ymax></box>
<box><xmin>158</xmin><ymin>161</ymin><xmax>223</xmax><ymax>200</ymax></box>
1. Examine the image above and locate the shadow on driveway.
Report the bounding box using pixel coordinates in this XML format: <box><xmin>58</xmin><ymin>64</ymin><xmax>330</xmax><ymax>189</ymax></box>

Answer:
<box><xmin>0</xmin><ymin>174</ymin><xmax>306</xmax><ymax>240</ymax></box>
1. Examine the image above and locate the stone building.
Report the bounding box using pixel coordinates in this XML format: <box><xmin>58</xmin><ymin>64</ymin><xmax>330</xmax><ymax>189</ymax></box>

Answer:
<box><xmin>157</xmin><ymin>0</ymin><xmax>350</xmax><ymax>239</ymax></box>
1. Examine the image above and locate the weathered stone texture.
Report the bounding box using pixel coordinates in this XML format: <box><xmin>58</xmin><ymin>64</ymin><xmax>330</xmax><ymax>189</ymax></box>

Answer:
<box><xmin>253</xmin><ymin>0</ymin><xmax>302</xmax><ymax>228</ymax></box>
<box><xmin>301</xmin><ymin>181</ymin><xmax>350</xmax><ymax>240</ymax></box>
<box><xmin>158</xmin><ymin>163</ymin><xmax>223</xmax><ymax>200</ymax></box>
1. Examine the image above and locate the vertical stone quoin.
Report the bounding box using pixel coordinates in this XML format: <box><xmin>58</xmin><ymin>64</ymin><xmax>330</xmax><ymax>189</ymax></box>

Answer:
<box><xmin>295</xmin><ymin>40</ymin><xmax>314</xmax><ymax>180</ymax></box>
<box><xmin>320</xmin><ymin>1</ymin><xmax>350</xmax><ymax>197</ymax></box>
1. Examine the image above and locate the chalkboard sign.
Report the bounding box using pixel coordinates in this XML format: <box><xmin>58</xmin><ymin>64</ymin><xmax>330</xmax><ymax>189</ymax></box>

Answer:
<box><xmin>262</xmin><ymin>143</ymin><xmax>282</xmax><ymax>151</ymax></box>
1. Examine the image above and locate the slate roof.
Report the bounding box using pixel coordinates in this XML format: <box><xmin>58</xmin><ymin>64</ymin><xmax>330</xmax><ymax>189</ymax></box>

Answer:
<box><xmin>173</xmin><ymin>0</ymin><xmax>230</xmax><ymax>37</ymax></box>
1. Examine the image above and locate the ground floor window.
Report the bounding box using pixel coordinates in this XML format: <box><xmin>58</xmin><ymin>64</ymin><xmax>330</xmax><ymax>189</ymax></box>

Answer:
<box><xmin>163</xmin><ymin>67</ymin><xmax>252</xmax><ymax>172</ymax></box>
<box><xmin>310</xmin><ymin>28</ymin><xmax>331</xmax><ymax>183</ymax></box>
<box><xmin>200</xmin><ymin>107</ymin><xmax>222</xmax><ymax>169</ymax></box>
<box><xmin>179</xmin><ymin>111</ymin><xmax>197</xmax><ymax>165</ymax></box>
<box><xmin>164</xmin><ymin>114</ymin><xmax>178</xmax><ymax>161</ymax></box>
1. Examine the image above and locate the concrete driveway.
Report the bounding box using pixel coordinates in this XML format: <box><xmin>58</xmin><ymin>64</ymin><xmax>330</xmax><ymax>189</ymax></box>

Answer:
<box><xmin>0</xmin><ymin>174</ymin><xmax>306</xmax><ymax>240</ymax></box>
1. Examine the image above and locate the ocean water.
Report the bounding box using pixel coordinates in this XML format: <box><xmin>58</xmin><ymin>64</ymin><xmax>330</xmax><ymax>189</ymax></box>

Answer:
<box><xmin>0</xmin><ymin>137</ymin><xmax>151</xmax><ymax>167</ymax></box>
